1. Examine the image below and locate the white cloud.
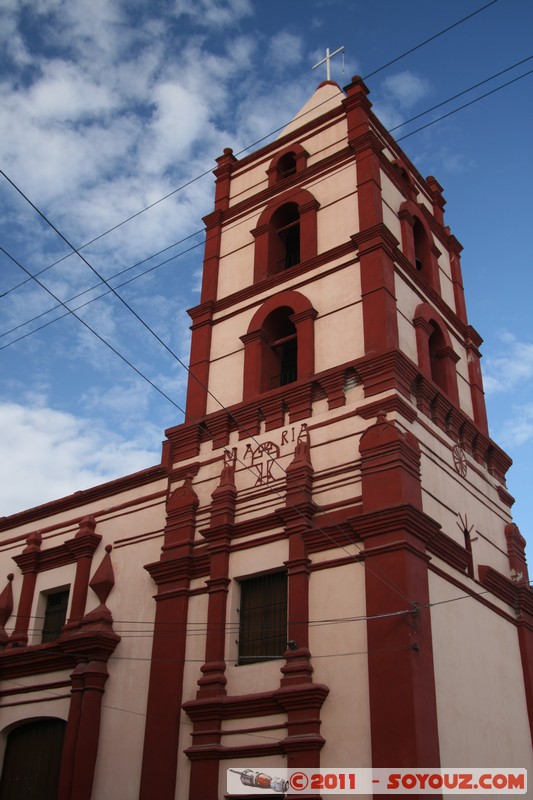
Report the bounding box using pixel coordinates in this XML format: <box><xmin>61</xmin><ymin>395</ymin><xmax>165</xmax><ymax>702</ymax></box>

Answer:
<box><xmin>0</xmin><ymin>400</ymin><xmax>158</xmax><ymax>517</ymax></box>
<box><xmin>483</xmin><ymin>332</ymin><xmax>533</xmax><ymax>394</ymax></box>
<box><xmin>498</xmin><ymin>404</ymin><xmax>533</xmax><ymax>448</ymax></box>
<box><xmin>172</xmin><ymin>0</ymin><xmax>253</xmax><ymax>28</ymax></box>
<box><xmin>382</xmin><ymin>71</ymin><xmax>431</xmax><ymax>110</ymax></box>
<box><xmin>372</xmin><ymin>70</ymin><xmax>432</xmax><ymax>130</ymax></box>
<box><xmin>266</xmin><ymin>32</ymin><xmax>304</xmax><ymax>72</ymax></box>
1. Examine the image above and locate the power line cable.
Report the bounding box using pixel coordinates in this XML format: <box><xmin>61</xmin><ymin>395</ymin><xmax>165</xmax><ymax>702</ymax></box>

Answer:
<box><xmin>2</xmin><ymin>49</ymin><xmax>530</xmax><ymax>475</ymax></box>
<box><xmin>0</xmin><ymin>230</ymin><xmax>205</xmax><ymax>340</ymax></box>
<box><xmin>0</xmin><ymin>0</ymin><xmax>502</xmax><ymax>299</ymax></box>
<box><xmin>1</xmin><ymin>244</ymin><xmax>416</xmax><ymax>607</ymax></box>
<box><xmin>2</xmin><ymin>53</ymin><xmax>530</xmax><ymax>346</ymax></box>
<box><xmin>2</xmin><ymin>39</ymin><xmax>529</xmax><ymax>608</ymax></box>
<box><xmin>3</xmin><ymin>61</ymin><xmax>530</xmax><ymax>600</ymax></box>
<box><xmin>0</xmin><ymin>245</ymin><xmax>187</xmax><ymax>416</ymax></box>
<box><xmin>396</xmin><ymin>68</ymin><xmax>533</xmax><ymax>142</ymax></box>
<box><xmin>389</xmin><ymin>54</ymin><xmax>533</xmax><ymax>132</ymax></box>
<box><xmin>362</xmin><ymin>0</ymin><xmax>501</xmax><ymax>80</ymax></box>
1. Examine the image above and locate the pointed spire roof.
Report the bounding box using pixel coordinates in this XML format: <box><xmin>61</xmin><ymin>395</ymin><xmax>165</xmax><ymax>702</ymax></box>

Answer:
<box><xmin>276</xmin><ymin>81</ymin><xmax>344</xmax><ymax>140</ymax></box>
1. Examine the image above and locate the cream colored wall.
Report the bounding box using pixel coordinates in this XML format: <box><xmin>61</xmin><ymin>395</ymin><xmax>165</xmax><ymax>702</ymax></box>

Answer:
<box><xmin>229</xmin><ymin>112</ymin><xmax>349</xmax><ymax>209</ymax></box>
<box><xmin>0</xmin><ymin>479</ymin><xmax>168</xmax><ymax>800</ymax></box>
<box><xmin>414</xmin><ymin>418</ymin><xmax>513</xmax><ymax>577</ymax></box>
<box><xmin>437</xmin><ymin>251</ymin><xmax>455</xmax><ymax>309</ymax></box>
<box><xmin>305</xmin><ymin>118</ymin><xmax>347</xmax><ymax>165</ymax></box>
<box><xmin>310</xmin><ymin>163</ymin><xmax>359</xmax><ymax>252</ymax></box>
<box><xmin>380</xmin><ymin>170</ymin><xmax>405</xmax><ymax>222</ymax></box>
<box><xmin>229</xmin><ymin>161</ymin><xmax>269</xmax><ymax>207</ymax></box>
<box><xmin>308</xmin><ymin>561</ymin><xmax>372</xmax><ymax>768</ymax></box>
<box><xmin>217</xmin><ymin>170</ymin><xmax>358</xmax><ymax>304</ymax></box>
<box><xmin>173</xmin><ymin>590</ymin><xmax>210</xmax><ymax>800</ymax></box>
<box><xmin>207</xmin><ymin>258</ymin><xmax>364</xmax><ymax>412</ymax></box>
<box><xmin>394</xmin><ymin>273</ymin><xmax>475</xmax><ymax>419</ymax></box>
<box><xmin>217</xmin><ymin>212</ymin><xmax>256</xmax><ymax>298</ymax></box>
<box><xmin>429</xmin><ymin>571</ymin><xmax>533</xmax><ymax>771</ymax></box>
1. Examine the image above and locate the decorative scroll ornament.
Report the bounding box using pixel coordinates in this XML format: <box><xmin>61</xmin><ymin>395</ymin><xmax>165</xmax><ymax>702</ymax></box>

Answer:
<box><xmin>453</xmin><ymin>445</ymin><xmax>467</xmax><ymax>478</ymax></box>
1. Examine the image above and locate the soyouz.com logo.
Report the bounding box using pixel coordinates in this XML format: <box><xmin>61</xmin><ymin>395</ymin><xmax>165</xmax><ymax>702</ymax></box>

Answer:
<box><xmin>227</xmin><ymin>767</ymin><xmax>527</xmax><ymax>795</ymax></box>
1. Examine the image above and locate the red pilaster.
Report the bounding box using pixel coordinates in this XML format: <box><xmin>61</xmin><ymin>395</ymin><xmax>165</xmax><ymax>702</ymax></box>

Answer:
<box><xmin>278</xmin><ymin>431</ymin><xmax>327</xmax><ymax>796</ymax></box>
<box><xmin>185</xmin><ymin>301</ymin><xmax>215</xmax><ymax>419</ymax></box>
<box><xmin>213</xmin><ymin>148</ymin><xmax>237</xmax><ymax>213</ymax></box>
<box><xmin>58</xmin><ymin>663</ymin><xmax>85</xmax><ymax>800</ymax></box>
<box><xmin>241</xmin><ymin>329</ymin><xmax>269</xmax><ymax>400</ymax></box>
<box><xmin>65</xmin><ymin>516</ymin><xmax>101</xmax><ymax>627</ymax></box>
<box><xmin>516</xmin><ymin>579</ymin><xmax>533</xmax><ymax>748</ymax></box>
<box><xmin>188</xmin><ymin>463</ymin><xmax>236</xmax><ymax>799</ymax></box>
<box><xmin>197</xmin><ymin>463</ymin><xmax>236</xmax><ymax>698</ymax></box>
<box><xmin>0</xmin><ymin>573</ymin><xmax>14</xmax><ymax>646</ymax></box>
<box><xmin>426</xmin><ymin>176</ymin><xmax>446</xmax><ymax>228</ymax></box>
<box><xmin>448</xmin><ymin>234</ymin><xmax>468</xmax><ymax>324</ymax></box>
<box><xmin>344</xmin><ymin>78</ymin><xmax>400</xmax><ymax>353</ymax></box>
<box><xmin>279</xmin><ymin>428</ymin><xmax>316</xmax><ymax>687</ymax></box>
<box><xmin>69</xmin><ymin>660</ymin><xmax>110</xmax><ymax>800</ymax></box>
<box><xmin>358</xmin><ymin>415</ymin><xmax>441</xmax><ymax>774</ymax></box>
<box><xmin>517</xmin><ymin>616</ymin><xmax>533</xmax><ymax>747</ymax></box>
<box><xmin>10</xmin><ymin>531</ymin><xmax>42</xmax><ymax>647</ymax></box>
<box><xmin>465</xmin><ymin>326</ymin><xmax>488</xmax><ymax>434</ymax></box>
<box><xmin>140</xmin><ymin>479</ymin><xmax>199</xmax><ymax>800</ymax></box>
<box><xmin>59</xmin><ymin>545</ymin><xmax>120</xmax><ymax>800</ymax></box>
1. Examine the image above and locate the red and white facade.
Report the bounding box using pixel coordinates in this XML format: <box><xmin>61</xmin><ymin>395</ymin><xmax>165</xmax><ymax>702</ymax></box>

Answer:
<box><xmin>0</xmin><ymin>77</ymin><xmax>532</xmax><ymax>799</ymax></box>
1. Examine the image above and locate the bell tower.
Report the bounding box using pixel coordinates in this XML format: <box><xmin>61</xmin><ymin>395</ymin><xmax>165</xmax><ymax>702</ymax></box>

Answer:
<box><xmin>142</xmin><ymin>77</ymin><xmax>532</xmax><ymax>800</ymax></box>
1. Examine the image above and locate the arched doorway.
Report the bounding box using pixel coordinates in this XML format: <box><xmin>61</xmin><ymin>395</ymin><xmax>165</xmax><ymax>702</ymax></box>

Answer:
<box><xmin>0</xmin><ymin>718</ymin><xmax>65</xmax><ymax>800</ymax></box>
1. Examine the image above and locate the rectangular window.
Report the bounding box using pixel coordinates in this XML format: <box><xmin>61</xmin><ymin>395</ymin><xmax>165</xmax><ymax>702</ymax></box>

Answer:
<box><xmin>41</xmin><ymin>590</ymin><xmax>69</xmax><ymax>643</ymax></box>
<box><xmin>238</xmin><ymin>572</ymin><xmax>287</xmax><ymax>665</ymax></box>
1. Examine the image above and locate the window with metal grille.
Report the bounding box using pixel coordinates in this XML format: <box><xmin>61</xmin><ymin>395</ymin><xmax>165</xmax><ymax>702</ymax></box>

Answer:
<box><xmin>41</xmin><ymin>589</ymin><xmax>69</xmax><ymax>643</ymax></box>
<box><xmin>238</xmin><ymin>572</ymin><xmax>287</xmax><ymax>665</ymax></box>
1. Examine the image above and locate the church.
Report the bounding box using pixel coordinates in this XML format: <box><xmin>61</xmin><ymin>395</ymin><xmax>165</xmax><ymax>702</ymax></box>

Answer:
<box><xmin>0</xmin><ymin>74</ymin><xmax>531</xmax><ymax>799</ymax></box>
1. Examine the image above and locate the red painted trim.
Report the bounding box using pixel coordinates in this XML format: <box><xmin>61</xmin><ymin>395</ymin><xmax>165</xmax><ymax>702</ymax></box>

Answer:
<box><xmin>465</xmin><ymin>325</ymin><xmax>488</xmax><ymax>433</ymax></box>
<box><xmin>517</xmin><ymin>621</ymin><xmax>533</xmax><ymax>746</ymax></box>
<box><xmin>140</xmin><ymin>480</ymin><xmax>199</xmax><ymax>800</ymax></box>
<box><xmin>448</xmin><ymin>235</ymin><xmax>468</xmax><ymax>323</ymax></box>
<box><xmin>58</xmin><ymin>664</ymin><xmax>84</xmax><ymax>800</ymax></box>
<box><xmin>352</xmin><ymin>224</ymin><xmax>400</xmax><ymax>354</ymax></box>
<box><xmin>413</xmin><ymin>302</ymin><xmax>460</xmax><ymax>405</ymax></box>
<box><xmin>0</xmin><ymin>467</ymin><xmax>166</xmax><ymax>531</ymax></box>
<box><xmin>185</xmin><ymin>300</ymin><xmax>215</xmax><ymax>419</ymax></box>
<box><xmin>252</xmin><ymin>187</ymin><xmax>319</xmax><ymax>283</ymax></box>
<box><xmin>242</xmin><ymin>290</ymin><xmax>317</xmax><ymax>401</ymax></box>
<box><xmin>358</xmin><ymin>411</ymin><xmax>441</xmax><ymax>769</ymax></box>
<box><xmin>267</xmin><ymin>143</ymin><xmax>309</xmax><ymax>187</ymax></box>
<box><xmin>213</xmin><ymin>149</ymin><xmax>237</xmax><ymax>213</ymax></box>
<box><xmin>399</xmin><ymin>199</ymin><xmax>442</xmax><ymax>293</ymax></box>
<box><xmin>196</xmin><ymin>463</ymin><xmax>236</xmax><ymax>700</ymax></box>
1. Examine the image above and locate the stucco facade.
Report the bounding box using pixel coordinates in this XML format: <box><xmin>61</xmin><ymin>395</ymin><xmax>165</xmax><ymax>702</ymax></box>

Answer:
<box><xmin>0</xmin><ymin>77</ymin><xmax>531</xmax><ymax>800</ymax></box>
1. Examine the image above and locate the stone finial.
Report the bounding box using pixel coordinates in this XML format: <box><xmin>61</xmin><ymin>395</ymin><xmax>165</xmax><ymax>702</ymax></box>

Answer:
<box><xmin>166</xmin><ymin>477</ymin><xmax>199</xmax><ymax>512</ymax></box>
<box><xmin>89</xmin><ymin>545</ymin><xmax>115</xmax><ymax>611</ymax></box>
<box><xmin>76</xmin><ymin>515</ymin><xmax>97</xmax><ymax>538</ymax></box>
<box><xmin>23</xmin><ymin>531</ymin><xmax>42</xmax><ymax>553</ymax></box>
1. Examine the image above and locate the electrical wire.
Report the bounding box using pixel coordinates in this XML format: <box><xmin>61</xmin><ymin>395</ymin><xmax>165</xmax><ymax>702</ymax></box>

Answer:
<box><xmin>1</xmin><ymin>55</ymin><xmax>531</xmax><ymax>347</ymax></box>
<box><xmin>388</xmin><ymin>54</ymin><xmax>533</xmax><ymax>132</ymax></box>
<box><xmin>1</xmin><ymin>242</ymin><xmax>417</xmax><ymax>607</ymax></box>
<box><xmin>362</xmin><ymin>0</ymin><xmax>501</xmax><ymax>79</ymax></box>
<box><xmin>3</xmin><ymin>61</ymin><xmax>532</xmax><ymax>604</ymax></box>
<box><xmin>0</xmin><ymin>0</ymin><xmax>503</xmax><ymax>300</ymax></box>
<box><xmin>396</xmin><ymin>68</ymin><xmax>533</xmax><ymax>142</ymax></box>
<box><xmin>0</xmin><ymin>192</ymin><xmax>418</xmax><ymax>609</ymax></box>
<box><xmin>1</xmin><ymin>28</ymin><xmax>530</xmax><ymax>614</ymax></box>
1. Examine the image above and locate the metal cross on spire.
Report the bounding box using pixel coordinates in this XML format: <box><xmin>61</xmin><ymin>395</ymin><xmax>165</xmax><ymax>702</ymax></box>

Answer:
<box><xmin>312</xmin><ymin>46</ymin><xmax>345</xmax><ymax>81</ymax></box>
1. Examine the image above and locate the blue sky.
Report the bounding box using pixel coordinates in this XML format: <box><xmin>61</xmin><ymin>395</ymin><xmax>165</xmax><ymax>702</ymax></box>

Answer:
<box><xmin>0</xmin><ymin>0</ymin><xmax>532</xmax><ymax>550</ymax></box>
